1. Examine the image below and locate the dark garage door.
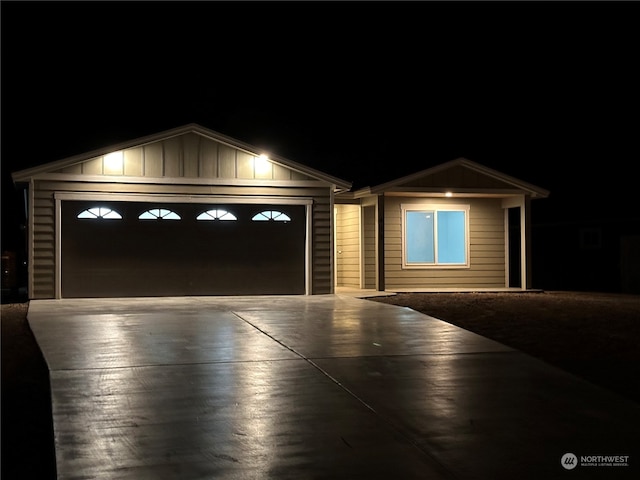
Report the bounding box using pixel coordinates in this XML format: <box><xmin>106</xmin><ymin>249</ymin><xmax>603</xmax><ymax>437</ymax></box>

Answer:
<box><xmin>61</xmin><ymin>201</ymin><xmax>306</xmax><ymax>297</ymax></box>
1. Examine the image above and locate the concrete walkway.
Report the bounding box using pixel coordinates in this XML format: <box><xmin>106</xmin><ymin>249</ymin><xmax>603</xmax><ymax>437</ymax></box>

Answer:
<box><xmin>28</xmin><ymin>295</ymin><xmax>639</xmax><ymax>479</ymax></box>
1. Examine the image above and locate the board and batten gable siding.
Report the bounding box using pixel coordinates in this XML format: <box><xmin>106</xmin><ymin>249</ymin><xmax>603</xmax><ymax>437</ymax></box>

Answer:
<box><xmin>27</xmin><ymin>132</ymin><xmax>335</xmax><ymax>298</ymax></box>
<box><xmin>401</xmin><ymin>165</ymin><xmax>518</xmax><ymax>190</ymax></box>
<box><xmin>383</xmin><ymin>196</ymin><xmax>506</xmax><ymax>289</ymax></box>
<box><xmin>54</xmin><ymin>133</ymin><xmax>314</xmax><ymax>182</ymax></box>
<box><xmin>335</xmin><ymin>204</ymin><xmax>360</xmax><ymax>288</ymax></box>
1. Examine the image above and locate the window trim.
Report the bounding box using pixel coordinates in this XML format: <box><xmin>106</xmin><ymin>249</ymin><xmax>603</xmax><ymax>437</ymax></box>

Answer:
<box><xmin>401</xmin><ymin>203</ymin><xmax>470</xmax><ymax>269</ymax></box>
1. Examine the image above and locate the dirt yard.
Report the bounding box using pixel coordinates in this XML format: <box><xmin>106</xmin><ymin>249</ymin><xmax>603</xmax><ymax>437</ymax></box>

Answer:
<box><xmin>1</xmin><ymin>291</ymin><xmax>639</xmax><ymax>479</ymax></box>
<box><xmin>1</xmin><ymin>302</ymin><xmax>56</xmax><ymax>479</ymax></box>
<box><xmin>371</xmin><ymin>290</ymin><xmax>640</xmax><ymax>404</ymax></box>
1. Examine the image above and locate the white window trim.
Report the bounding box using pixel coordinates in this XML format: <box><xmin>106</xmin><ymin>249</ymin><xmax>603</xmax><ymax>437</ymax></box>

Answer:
<box><xmin>400</xmin><ymin>203</ymin><xmax>470</xmax><ymax>269</ymax></box>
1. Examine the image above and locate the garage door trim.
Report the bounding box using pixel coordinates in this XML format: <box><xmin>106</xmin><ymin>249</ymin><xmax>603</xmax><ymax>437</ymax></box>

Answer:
<box><xmin>54</xmin><ymin>192</ymin><xmax>314</xmax><ymax>298</ymax></box>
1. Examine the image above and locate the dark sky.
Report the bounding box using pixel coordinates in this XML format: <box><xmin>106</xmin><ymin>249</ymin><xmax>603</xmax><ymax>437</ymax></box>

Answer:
<box><xmin>2</xmin><ymin>1</ymin><xmax>639</xmax><ymax>249</ymax></box>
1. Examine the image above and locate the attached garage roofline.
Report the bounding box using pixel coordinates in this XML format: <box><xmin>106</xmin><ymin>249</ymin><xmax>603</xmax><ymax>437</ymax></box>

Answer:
<box><xmin>12</xmin><ymin>123</ymin><xmax>352</xmax><ymax>191</ymax></box>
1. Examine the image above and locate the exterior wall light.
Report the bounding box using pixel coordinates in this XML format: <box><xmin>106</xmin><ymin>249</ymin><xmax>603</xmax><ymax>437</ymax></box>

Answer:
<box><xmin>104</xmin><ymin>151</ymin><xmax>124</xmax><ymax>173</ymax></box>
<box><xmin>445</xmin><ymin>191</ymin><xmax>453</xmax><ymax>197</ymax></box>
<box><xmin>255</xmin><ymin>154</ymin><xmax>272</xmax><ymax>176</ymax></box>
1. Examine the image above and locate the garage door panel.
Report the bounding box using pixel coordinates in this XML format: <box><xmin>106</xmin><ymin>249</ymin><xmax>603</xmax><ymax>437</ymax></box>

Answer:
<box><xmin>62</xmin><ymin>202</ymin><xmax>305</xmax><ymax>297</ymax></box>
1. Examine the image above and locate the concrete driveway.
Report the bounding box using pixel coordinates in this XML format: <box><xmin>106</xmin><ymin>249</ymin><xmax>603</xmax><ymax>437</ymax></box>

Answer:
<box><xmin>28</xmin><ymin>295</ymin><xmax>639</xmax><ymax>479</ymax></box>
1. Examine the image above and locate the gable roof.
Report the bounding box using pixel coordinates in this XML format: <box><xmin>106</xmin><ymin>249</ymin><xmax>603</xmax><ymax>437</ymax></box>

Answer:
<box><xmin>11</xmin><ymin>123</ymin><xmax>352</xmax><ymax>190</ymax></box>
<box><xmin>350</xmin><ymin>157</ymin><xmax>550</xmax><ymax>199</ymax></box>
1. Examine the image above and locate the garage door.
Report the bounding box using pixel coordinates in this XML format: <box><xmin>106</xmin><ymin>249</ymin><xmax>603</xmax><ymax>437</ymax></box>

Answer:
<box><xmin>61</xmin><ymin>201</ymin><xmax>306</xmax><ymax>297</ymax></box>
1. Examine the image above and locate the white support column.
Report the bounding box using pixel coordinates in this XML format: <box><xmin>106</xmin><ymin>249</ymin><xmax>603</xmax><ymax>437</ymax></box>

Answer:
<box><xmin>306</xmin><ymin>202</ymin><xmax>313</xmax><ymax>295</ymax></box>
<box><xmin>504</xmin><ymin>207</ymin><xmax>510</xmax><ymax>288</ymax></box>
<box><xmin>358</xmin><ymin>204</ymin><xmax>364</xmax><ymax>289</ymax></box>
<box><xmin>521</xmin><ymin>195</ymin><xmax>532</xmax><ymax>290</ymax></box>
<box><xmin>55</xmin><ymin>197</ymin><xmax>62</xmax><ymax>299</ymax></box>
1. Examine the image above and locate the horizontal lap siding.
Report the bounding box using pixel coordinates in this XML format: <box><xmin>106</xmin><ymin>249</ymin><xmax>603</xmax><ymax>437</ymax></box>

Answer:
<box><xmin>29</xmin><ymin>178</ymin><xmax>332</xmax><ymax>298</ymax></box>
<box><xmin>31</xmin><ymin>185</ymin><xmax>56</xmax><ymax>298</ymax></box>
<box><xmin>312</xmin><ymin>196</ymin><xmax>333</xmax><ymax>294</ymax></box>
<box><xmin>363</xmin><ymin>206</ymin><xmax>376</xmax><ymax>289</ymax></box>
<box><xmin>30</xmin><ymin>133</ymin><xmax>336</xmax><ymax>298</ymax></box>
<box><xmin>384</xmin><ymin>197</ymin><xmax>506</xmax><ymax>289</ymax></box>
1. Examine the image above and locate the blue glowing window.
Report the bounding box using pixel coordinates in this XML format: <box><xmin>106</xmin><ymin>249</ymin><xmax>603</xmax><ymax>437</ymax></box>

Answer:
<box><xmin>406</xmin><ymin>211</ymin><xmax>435</xmax><ymax>263</ymax></box>
<box><xmin>404</xmin><ymin>207</ymin><xmax>467</xmax><ymax>266</ymax></box>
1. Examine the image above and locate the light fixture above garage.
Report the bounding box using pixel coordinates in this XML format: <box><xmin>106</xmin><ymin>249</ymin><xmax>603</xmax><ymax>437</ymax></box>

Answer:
<box><xmin>255</xmin><ymin>154</ymin><xmax>271</xmax><ymax>175</ymax></box>
<box><xmin>104</xmin><ymin>151</ymin><xmax>124</xmax><ymax>173</ymax></box>
<box><xmin>445</xmin><ymin>191</ymin><xmax>453</xmax><ymax>197</ymax></box>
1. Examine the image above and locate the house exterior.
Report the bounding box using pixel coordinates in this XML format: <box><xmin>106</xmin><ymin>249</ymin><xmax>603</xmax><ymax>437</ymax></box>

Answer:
<box><xmin>11</xmin><ymin>124</ymin><xmax>351</xmax><ymax>299</ymax></box>
<box><xmin>12</xmin><ymin>124</ymin><xmax>549</xmax><ymax>299</ymax></box>
<box><xmin>334</xmin><ymin>159</ymin><xmax>549</xmax><ymax>292</ymax></box>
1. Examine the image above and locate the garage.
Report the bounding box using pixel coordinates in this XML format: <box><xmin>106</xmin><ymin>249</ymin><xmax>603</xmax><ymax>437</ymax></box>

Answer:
<box><xmin>61</xmin><ymin>201</ymin><xmax>307</xmax><ymax>297</ymax></box>
<box><xmin>12</xmin><ymin>124</ymin><xmax>350</xmax><ymax>299</ymax></box>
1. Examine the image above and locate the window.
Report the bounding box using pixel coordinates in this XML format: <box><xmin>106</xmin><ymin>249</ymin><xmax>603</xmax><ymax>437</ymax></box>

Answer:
<box><xmin>77</xmin><ymin>207</ymin><xmax>122</xmax><ymax>219</ymax></box>
<box><xmin>402</xmin><ymin>204</ymin><xmax>469</xmax><ymax>267</ymax></box>
<box><xmin>138</xmin><ymin>208</ymin><xmax>181</xmax><ymax>220</ymax></box>
<box><xmin>197</xmin><ymin>209</ymin><xmax>237</xmax><ymax>221</ymax></box>
<box><xmin>252</xmin><ymin>210</ymin><xmax>291</xmax><ymax>222</ymax></box>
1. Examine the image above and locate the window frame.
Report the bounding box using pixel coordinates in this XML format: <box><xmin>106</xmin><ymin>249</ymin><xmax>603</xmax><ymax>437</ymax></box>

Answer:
<box><xmin>401</xmin><ymin>203</ymin><xmax>470</xmax><ymax>269</ymax></box>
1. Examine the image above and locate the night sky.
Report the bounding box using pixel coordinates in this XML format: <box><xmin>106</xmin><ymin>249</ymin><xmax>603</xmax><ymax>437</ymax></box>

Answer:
<box><xmin>2</xmin><ymin>1</ymin><xmax>639</xmax><ymax>253</ymax></box>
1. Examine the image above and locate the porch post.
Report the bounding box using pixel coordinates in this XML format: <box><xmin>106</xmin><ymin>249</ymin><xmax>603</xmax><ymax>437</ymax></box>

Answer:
<box><xmin>377</xmin><ymin>194</ymin><xmax>385</xmax><ymax>291</ymax></box>
<box><xmin>521</xmin><ymin>195</ymin><xmax>532</xmax><ymax>289</ymax></box>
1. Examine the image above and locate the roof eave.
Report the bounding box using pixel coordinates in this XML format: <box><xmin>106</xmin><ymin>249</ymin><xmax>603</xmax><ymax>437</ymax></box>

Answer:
<box><xmin>362</xmin><ymin>157</ymin><xmax>549</xmax><ymax>199</ymax></box>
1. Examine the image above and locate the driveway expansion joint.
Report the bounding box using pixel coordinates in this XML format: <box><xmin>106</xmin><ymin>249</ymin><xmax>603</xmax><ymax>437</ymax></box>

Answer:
<box><xmin>231</xmin><ymin>310</ymin><xmax>461</xmax><ymax>480</ymax></box>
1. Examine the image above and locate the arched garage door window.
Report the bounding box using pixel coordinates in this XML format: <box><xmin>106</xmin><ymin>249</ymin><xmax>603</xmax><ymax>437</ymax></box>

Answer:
<box><xmin>138</xmin><ymin>208</ymin><xmax>181</xmax><ymax>220</ymax></box>
<box><xmin>197</xmin><ymin>209</ymin><xmax>237</xmax><ymax>221</ymax></box>
<box><xmin>252</xmin><ymin>210</ymin><xmax>291</xmax><ymax>222</ymax></box>
<box><xmin>77</xmin><ymin>207</ymin><xmax>122</xmax><ymax>219</ymax></box>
